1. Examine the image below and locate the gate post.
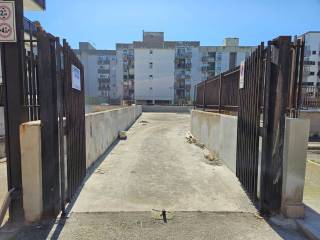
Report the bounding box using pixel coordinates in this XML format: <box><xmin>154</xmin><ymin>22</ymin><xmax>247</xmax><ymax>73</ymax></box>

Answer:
<box><xmin>1</xmin><ymin>0</ymin><xmax>27</xmax><ymax>222</ymax></box>
<box><xmin>260</xmin><ymin>37</ymin><xmax>292</xmax><ymax>214</ymax></box>
<box><xmin>37</xmin><ymin>30</ymin><xmax>60</xmax><ymax>218</ymax></box>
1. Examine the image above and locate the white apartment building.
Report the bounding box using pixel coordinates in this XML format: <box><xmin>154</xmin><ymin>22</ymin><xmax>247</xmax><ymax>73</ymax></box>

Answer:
<box><xmin>127</xmin><ymin>33</ymin><xmax>255</xmax><ymax>105</ymax></box>
<box><xmin>134</xmin><ymin>48</ymin><xmax>175</xmax><ymax>104</ymax></box>
<box><xmin>133</xmin><ymin>32</ymin><xmax>175</xmax><ymax>104</ymax></box>
<box><xmin>78</xmin><ymin>33</ymin><xmax>256</xmax><ymax>105</ymax></box>
<box><xmin>75</xmin><ymin>42</ymin><xmax>120</xmax><ymax>104</ymax></box>
<box><xmin>200</xmin><ymin>38</ymin><xmax>255</xmax><ymax>81</ymax></box>
<box><xmin>299</xmin><ymin>31</ymin><xmax>320</xmax><ymax>88</ymax></box>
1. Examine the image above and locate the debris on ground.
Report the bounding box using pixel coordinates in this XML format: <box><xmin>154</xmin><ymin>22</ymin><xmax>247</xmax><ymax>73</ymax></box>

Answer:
<box><xmin>203</xmin><ymin>148</ymin><xmax>217</xmax><ymax>161</ymax></box>
<box><xmin>186</xmin><ymin>132</ymin><xmax>205</xmax><ymax>149</ymax></box>
<box><xmin>140</xmin><ymin>120</ymin><xmax>149</xmax><ymax>125</ymax></box>
<box><xmin>151</xmin><ymin>209</ymin><xmax>174</xmax><ymax>221</ymax></box>
<box><xmin>203</xmin><ymin>148</ymin><xmax>222</xmax><ymax>166</ymax></box>
<box><xmin>118</xmin><ymin>131</ymin><xmax>127</xmax><ymax>140</ymax></box>
<box><xmin>95</xmin><ymin>168</ymin><xmax>105</xmax><ymax>175</ymax></box>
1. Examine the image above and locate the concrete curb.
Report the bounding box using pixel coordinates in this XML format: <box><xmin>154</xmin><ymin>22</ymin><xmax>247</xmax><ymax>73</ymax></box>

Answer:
<box><xmin>296</xmin><ymin>207</ymin><xmax>320</xmax><ymax>240</ymax></box>
<box><xmin>296</xmin><ymin>221</ymin><xmax>320</xmax><ymax>240</ymax></box>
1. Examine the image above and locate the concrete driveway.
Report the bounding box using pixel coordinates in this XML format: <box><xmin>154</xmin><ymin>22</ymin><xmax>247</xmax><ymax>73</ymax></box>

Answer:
<box><xmin>12</xmin><ymin>113</ymin><xmax>307</xmax><ymax>240</ymax></box>
<box><xmin>73</xmin><ymin>113</ymin><xmax>256</xmax><ymax>213</ymax></box>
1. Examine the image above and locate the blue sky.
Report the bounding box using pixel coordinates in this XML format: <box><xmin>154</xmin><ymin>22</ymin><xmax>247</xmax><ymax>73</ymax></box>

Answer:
<box><xmin>25</xmin><ymin>0</ymin><xmax>320</xmax><ymax>50</ymax></box>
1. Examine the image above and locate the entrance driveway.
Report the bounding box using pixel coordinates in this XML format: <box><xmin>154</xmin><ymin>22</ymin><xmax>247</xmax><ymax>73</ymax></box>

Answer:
<box><xmin>11</xmin><ymin>113</ymin><xmax>307</xmax><ymax>239</ymax></box>
<box><xmin>73</xmin><ymin>113</ymin><xmax>256</xmax><ymax>213</ymax></box>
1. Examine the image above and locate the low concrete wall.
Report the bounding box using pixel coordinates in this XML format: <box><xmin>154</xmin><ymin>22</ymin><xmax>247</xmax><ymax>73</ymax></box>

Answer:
<box><xmin>142</xmin><ymin>105</ymin><xmax>193</xmax><ymax>113</ymax></box>
<box><xmin>85</xmin><ymin>105</ymin><xmax>142</xmax><ymax>168</ymax></box>
<box><xmin>191</xmin><ymin>110</ymin><xmax>237</xmax><ymax>173</ymax></box>
<box><xmin>300</xmin><ymin>110</ymin><xmax>320</xmax><ymax>138</ymax></box>
<box><xmin>20</xmin><ymin>121</ymin><xmax>43</xmax><ymax>222</ymax></box>
<box><xmin>191</xmin><ymin>110</ymin><xmax>310</xmax><ymax>218</ymax></box>
<box><xmin>19</xmin><ymin>105</ymin><xmax>141</xmax><ymax>222</ymax></box>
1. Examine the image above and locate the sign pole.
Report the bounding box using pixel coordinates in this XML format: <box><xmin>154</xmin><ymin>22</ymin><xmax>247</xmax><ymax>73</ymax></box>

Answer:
<box><xmin>2</xmin><ymin>0</ymin><xmax>26</xmax><ymax>222</ymax></box>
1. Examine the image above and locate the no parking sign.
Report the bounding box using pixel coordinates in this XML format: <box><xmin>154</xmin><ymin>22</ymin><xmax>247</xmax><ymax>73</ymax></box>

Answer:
<box><xmin>0</xmin><ymin>1</ymin><xmax>16</xmax><ymax>42</ymax></box>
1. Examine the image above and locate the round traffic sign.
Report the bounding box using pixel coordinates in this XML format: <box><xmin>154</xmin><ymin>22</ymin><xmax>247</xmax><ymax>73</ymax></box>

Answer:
<box><xmin>0</xmin><ymin>23</ymin><xmax>12</xmax><ymax>39</ymax></box>
<box><xmin>0</xmin><ymin>5</ymin><xmax>11</xmax><ymax>21</ymax></box>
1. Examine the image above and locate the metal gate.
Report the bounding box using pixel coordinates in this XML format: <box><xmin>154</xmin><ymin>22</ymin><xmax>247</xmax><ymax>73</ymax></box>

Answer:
<box><xmin>62</xmin><ymin>40</ymin><xmax>86</xmax><ymax>202</ymax></box>
<box><xmin>236</xmin><ymin>36</ymin><xmax>305</xmax><ymax>214</ymax></box>
<box><xmin>236</xmin><ymin>43</ymin><xmax>264</xmax><ymax>202</ymax></box>
<box><xmin>34</xmin><ymin>27</ymin><xmax>86</xmax><ymax>215</ymax></box>
<box><xmin>1</xmin><ymin>18</ymin><xmax>86</xmax><ymax>220</ymax></box>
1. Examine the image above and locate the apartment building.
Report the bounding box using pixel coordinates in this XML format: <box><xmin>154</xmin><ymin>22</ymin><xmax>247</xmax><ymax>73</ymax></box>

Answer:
<box><xmin>129</xmin><ymin>33</ymin><xmax>255</xmax><ymax>104</ymax></box>
<box><xmin>116</xmin><ymin>43</ymin><xmax>134</xmax><ymax>102</ymax></box>
<box><xmin>78</xmin><ymin>33</ymin><xmax>256</xmax><ymax>105</ymax></box>
<box><xmin>299</xmin><ymin>31</ymin><xmax>320</xmax><ymax>88</ymax></box>
<box><xmin>200</xmin><ymin>38</ymin><xmax>255</xmax><ymax>81</ymax></box>
<box><xmin>174</xmin><ymin>41</ymin><xmax>202</xmax><ymax>104</ymax></box>
<box><xmin>75</xmin><ymin>42</ymin><xmax>119</xmax><ymax>104</ymax></box>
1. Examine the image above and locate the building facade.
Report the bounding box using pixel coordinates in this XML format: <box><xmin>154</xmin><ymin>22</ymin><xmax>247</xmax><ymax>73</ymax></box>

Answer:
<box><xmin>300</xmin><ymin>32</ymin><xmax>320</xmax><ymax>88</ymax></box>
<box><xmin>77</xmin><ymin>32</ymin><xmax>256</xmax><ymax>105</ymax></box>
<box><xmin>75</xmin><ymin>42</ymin><xmax>119</xmax><ymax>104</ymax></box>
<box><xmin>134</xmin><ymin>48</ymin><xmax>175</xmax><ymax>104</ymax></box>
<box><xmin>116</xmin><ymin>43</ymin><xmax>134</xmax><ymax>103</ymax></box>
<box><xmin>200</xmin><ymin>38</ymin><xmax>254</xmax><ymax>81</ymax></box>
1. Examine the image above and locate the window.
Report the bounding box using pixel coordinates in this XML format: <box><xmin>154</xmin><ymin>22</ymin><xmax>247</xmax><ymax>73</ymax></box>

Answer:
<box><xmin>149</xmin><ymin>49</ymin><xmax>153</xmax><ymax>54</ymax></box>
<box><xmin>149</xmin><ymin>62</ymin><xmax>153</xmax><ymax>69</ymax></box>
<box><xmin>229</xmin><ymin>52</ymin><xmax>237</xmax><ymax>69</ymax></box>
<box><xmin>312</xmin><ymin>51</ymin><xmax>317</xmax><ymax>55</ymax></box>
<box><xmin>208</xmin><ymin>52</ymin><xmax>216</xmax><ymax>58</ymax></box>
<box><xmin>149</xmin><ymin>75</ymin><xmax>153</xmax><ymax>80</ymax></box>
<box><xmin>302</xmin><ymin>82</ymin><xmax>314</xmax><ymax>86</ymax></box>
<box><xmin>304</xmin><ymin>61</ymin><xmax>316</xmax><ymax>65</ymax></box>
<box><xmin>310</xmin><ymin>72</ymin><xmax>315</xmax><ymax>76</ymax></box>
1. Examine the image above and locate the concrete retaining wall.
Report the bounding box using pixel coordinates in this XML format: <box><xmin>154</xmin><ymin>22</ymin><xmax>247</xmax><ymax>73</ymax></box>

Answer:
<box><xmin>85</xmin><ymin>105</ymin><xmax>142</xmax><ymax>168</ymax></box>
<box><xmin>300</xmin><ymin>110</ymin><xmax>320</xmax><ymax>138</ymax></box>
<box><xmin>191</xmin><ymin>110</ymin><xmax>310</xmax><ymax>218</ymax></box>
<box><xmin>142</xmin><ymin>105</ymin><xmax>193</xmax><ymax>113</ymax></box>
<box><xmin>191</xmin><ymin>110</ymin><xmax>237</xmax><ymax>173</ymax></box>
<box><xmin>20</xmin><ymin>105</ymin><xmax>141</xmax><ymax>222</ymax></box>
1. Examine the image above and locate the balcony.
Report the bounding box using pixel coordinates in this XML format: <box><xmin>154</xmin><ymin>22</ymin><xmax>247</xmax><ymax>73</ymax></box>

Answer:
<box><xmin>201</xmin><ymin>66</ymin><xmax>207</xmax><ymax>72</ymax></box>
<box><xmin>175</xmin><ymin>63</ymin><xmax>192</xmax><ymax>69</ymax></box>
<box><xmin>98</xmin><ymin>60</ymin><xmax>110</xmax><ymax>65</ymax></box>
<box><xmin>97</xmin><ymin>69</ymin><xmax>109</xmax><ymax>74</ymax></box>
<box><xmin>98</xmin><ymin>78</ymin><xmax>110</xmax><ymax>84</ymax></box>
<box><xmin>24</xmin><ymin>0</ymin><xmax>46</xmax><ymax>11</ymax></box>
<box><xmin>98</xmin><ymin>85</ymin><xmax>111</xmax><ymax>91</ymax></box>
<box><xmin>176</xmin><ymin>52</ymin><xmax>192</xmax><ymax>59</ymax></box>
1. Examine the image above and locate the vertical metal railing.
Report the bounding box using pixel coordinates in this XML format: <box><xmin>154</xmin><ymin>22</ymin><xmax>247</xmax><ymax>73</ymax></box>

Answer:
<box><xmin>63</xmin><ymin>40</ymin><xmax>86</xmax><ymax>202</ymax></box>
<box><xmin>195</xmin><ymin>67</ymin><xmax>240</xmax><ymax>113</ymax></box>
